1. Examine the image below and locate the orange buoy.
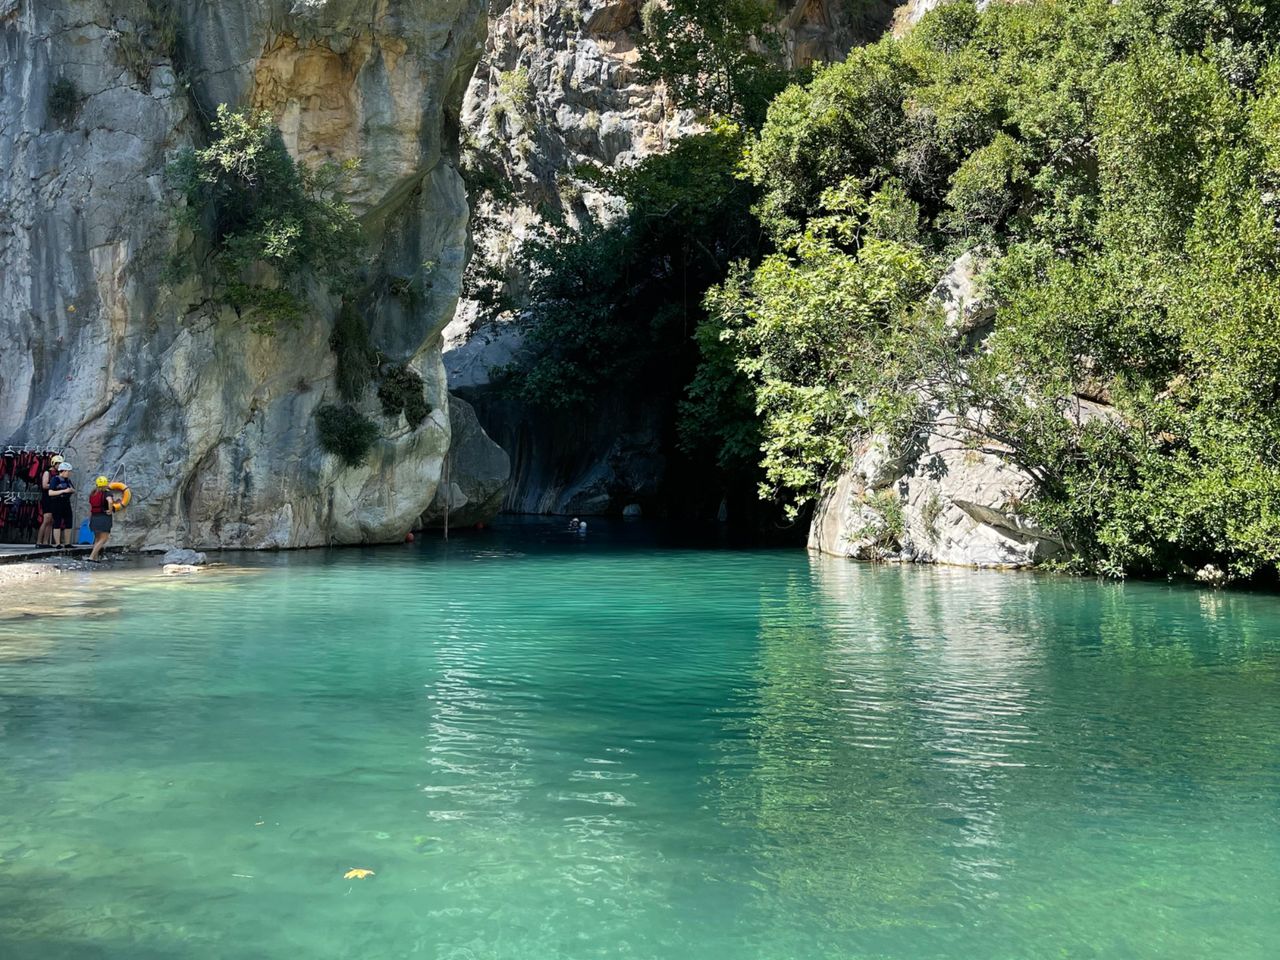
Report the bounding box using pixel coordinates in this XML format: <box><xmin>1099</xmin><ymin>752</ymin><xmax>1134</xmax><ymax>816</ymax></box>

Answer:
<box><xmin>108</xmin><ymin>481</ymin><xmax>131</xmax><ymax>511</ymax></box>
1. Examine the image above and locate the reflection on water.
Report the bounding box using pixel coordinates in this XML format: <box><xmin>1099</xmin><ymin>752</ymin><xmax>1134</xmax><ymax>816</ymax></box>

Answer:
<box><xmin>0</xmin><ymin>525</ymin><xmax>1278</xmax><ymax>959</ymax></box>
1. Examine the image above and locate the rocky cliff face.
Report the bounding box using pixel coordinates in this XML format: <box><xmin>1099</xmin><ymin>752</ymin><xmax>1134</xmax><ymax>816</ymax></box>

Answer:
<box><xmin>1</xmin><ymin>0</ymin><xmax>489</xmax><ymax>549</ymax></box>
<box><xmin>444</xmin><ymin>0</ymin><xmax>893</xmax><ymax>517</ymax></box>
<box><xmin>440</xmin><ymin>0</ymin><xmax>691</xmax><ymax>516</ymax></box>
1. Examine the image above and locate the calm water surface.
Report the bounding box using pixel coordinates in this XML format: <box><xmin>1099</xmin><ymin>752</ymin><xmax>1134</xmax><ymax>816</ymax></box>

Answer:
<box><xmin>1</xmin><ymin>522</ymin><xmax>1278</xmax><ymax>959</ymax></box>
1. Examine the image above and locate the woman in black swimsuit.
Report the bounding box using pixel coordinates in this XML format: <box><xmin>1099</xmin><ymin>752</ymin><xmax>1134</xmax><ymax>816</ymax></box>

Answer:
<box><xmin>36</xmin><ymin>454</ymin><xmax>64</xmax><ymax>546</ymax></box>
<box><xmin>48</xmin><ymin>463</ymin><xmax>76</xmax><ymax>547</ymax></box>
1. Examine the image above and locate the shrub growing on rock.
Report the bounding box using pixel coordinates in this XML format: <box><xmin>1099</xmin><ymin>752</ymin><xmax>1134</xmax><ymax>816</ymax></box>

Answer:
<box><xmin>330</xmin><ymin>301</ymin><xmax>378</xmax><ymax>403</ymax></box>
<box><xmin>635</xmin><ymin>0</ymin><xmax>789</xmax><ymax>125</ymax></box>
<box><xmin>315</xmin><ymin>403</ymin><xmax>380</xmax><ymax>467</ymax></box>
<box><xmin>167</xmin><ymin>106</ymin><xmax>363</xmax><ymax>333</ymax></box>
<box><xmin>47</xmin><ymin>77</ymin><xmax>80</xmax><ymax>126</ymax></box>
<box><xmin>377</xmin><ymin>364</ymin><xmax>430</xmax><ymax>428</ymax></box>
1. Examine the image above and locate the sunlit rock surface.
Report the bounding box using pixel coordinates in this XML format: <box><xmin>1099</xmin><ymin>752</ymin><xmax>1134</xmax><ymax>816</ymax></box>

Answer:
<box><xmin>808</xmin><ymin>251</ymin><xmax>1063</xmax><ymax>568</ymax></box>
<box><xmin>0</xmin><ymin>0</ymin><xmax>490</xmax><ymax>547</ymax></box>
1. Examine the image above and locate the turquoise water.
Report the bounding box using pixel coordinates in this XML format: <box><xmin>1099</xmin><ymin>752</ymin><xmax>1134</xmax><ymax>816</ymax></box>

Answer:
<box><xmin>1</xmin><ymin>522</ymin><xmax>1278</xmax><ymax>959</ymax></box>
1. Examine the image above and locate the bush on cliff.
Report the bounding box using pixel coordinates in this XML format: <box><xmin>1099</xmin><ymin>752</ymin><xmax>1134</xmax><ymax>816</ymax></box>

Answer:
<box><xmin>378</xmin><ymin>364</ymin><xmax>431</xmax><ymax>428</ymax></box>
<box><xmin>316</xmin><ymin>403</ymin><xmax>380</xmax><ymax>468</ymax></box>
<box><xmin>168</xmin><ymin>106</ymin><xmax>363</xmax><ymax>333</ymax></box>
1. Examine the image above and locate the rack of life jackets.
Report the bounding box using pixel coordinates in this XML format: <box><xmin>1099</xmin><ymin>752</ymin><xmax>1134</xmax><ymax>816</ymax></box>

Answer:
<box><xmin>0</xmin><ymin>447</ymin><xmax>65</xmax><ymax>543</ymax></box>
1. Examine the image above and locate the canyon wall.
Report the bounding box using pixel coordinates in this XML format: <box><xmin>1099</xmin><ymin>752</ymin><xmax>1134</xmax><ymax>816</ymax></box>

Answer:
<box><xmin>0</xmin><ymin>0</ymin><xmax>489</xmax><ymax>548</ymax></box>
<box><xmin>444</xmin><ymin>0</ymin><xmax>895</xmax><ymax>517</ymax></box>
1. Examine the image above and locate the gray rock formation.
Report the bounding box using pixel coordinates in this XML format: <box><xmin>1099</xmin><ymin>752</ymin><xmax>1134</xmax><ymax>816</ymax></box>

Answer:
<box><xmin>809</xmin><ymin>427</ymin><xmax>1063</xmax><ymax>568</ymax></box>
<box><xmin>1</xmin><ymin>0</ymin><xmax>491</xmax><ymax>549</ymax></box>
<box><xmin>808</xmin><ymin>252</ymin><xmax>1063</xmax><ymax>568</ymax></box>
<box><xmin>161</xmin><ymin>547</ymin><xmax>207</xmax><ymax>566</ymax></box>
<box><xmin>446</xmin><ymin>0</ymin><xmax>881</xmax><ymax>516</ymax></box>
<box><xmin>420</xmin><ymin>394</ymin><xmax>510</xmax><ymax>527</ymax></box>
<box><xmin>933</xmin><ymin>249</ymin><xmax>995</xmax><ymax>336</ymax></box>
<box><xmin>442</xmin><ymin>1</ymin><xmax>690</xmax><ymax>515</ymax></box>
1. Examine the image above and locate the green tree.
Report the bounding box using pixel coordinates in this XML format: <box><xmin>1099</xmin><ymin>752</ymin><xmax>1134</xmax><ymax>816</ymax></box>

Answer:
<box><xmin>711</xmin><ymin>181</ymin><xmax>932</xmax><ymax>515</ymax></box>
<box><xmin>168</xmin><ymin>106</ymin><xmax>363</xmax><ymax>332</ymax></box>
<box><xmin>706</xmin><ymin>0</ymin><xmax>1280</xmax><ymax>578</ymax></box>
<box><xmin>636</xmin><ymin>0</ymin><xmax>790</xmax><ymax>125</ymax></box>
<box><xmin>504</xmin><ymin>124</ymin><xmax>760</xmax><ymax>411</ymax></box>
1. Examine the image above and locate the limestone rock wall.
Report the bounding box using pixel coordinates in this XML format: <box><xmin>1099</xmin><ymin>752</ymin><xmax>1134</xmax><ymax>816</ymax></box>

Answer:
<box><xmin>419</xmin><ymin>393</ymin><xmax>510</xmax><ymax>528</ymax></box>
<box><xmin>445</xmin><ymin>0</ymin><xmax>887</xmax><ymax>517</ymax></box>
<box><xmin>808</xmin><ymin>428</ymin><xmax>1063</xmax><ymax>568</ymax></box>
<box><xmin>807</xmin><ymin>253</ymin><xmax>1063</xmax><ymax>569</ymax></box>
<box><xmin>0</xmin><ymin>0</ymin><xmax>489</xmax><ymax>548</ymax></box>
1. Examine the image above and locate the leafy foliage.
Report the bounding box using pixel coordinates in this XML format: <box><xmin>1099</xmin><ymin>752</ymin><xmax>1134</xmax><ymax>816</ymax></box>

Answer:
<box><xmin>168</xmin><ymin>106</ymin><xmax>363</xmax><ymax>333</ymax></box>
<box><xmin>330</xmin><ymin>300</ymin><xmax>378</xmax><ymax>403</ymax></box>
<box><xmin>707</xmin><ymin>0</ymin><xmax>1280</xmax><ymax>578</ymax></box>
<box><xmin>315</xmin><ymin>404</ymin><xmax>380</xmax><ymax>467</ymax></box>
<box><xmin>636</xmin><ymin>0</ymin><xmax>791</xmax><ymax>125</ymax></box>
<box><xmin>377</xmin><ymin>364</ymin><xmax>431</xmax><ymax>428</ymax></box>
<box><xmin>47</xmin><ymin>77</ymin><xmax>80</xmax><ymax>126</ymax></box>
<box><xmin>855</xmin><ymin>488</ymin><xmax>906</xmax><ymax>559</ymax></box>
<box><xmin>502</xmin><ymin>124</ymin><xmax>760</xmax><ymax>418</ymax></box>
<box><xmin>709</xmin><ymin>181</ymin><xmax>933</xmax><ymax>512</ymax></box>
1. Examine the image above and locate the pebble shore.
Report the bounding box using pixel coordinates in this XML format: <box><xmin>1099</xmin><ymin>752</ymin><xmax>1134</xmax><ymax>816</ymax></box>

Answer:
<box><xmin>0</xmin><ymin>555</ymin><xmax>111</xmax><ymax>586</ymax></box>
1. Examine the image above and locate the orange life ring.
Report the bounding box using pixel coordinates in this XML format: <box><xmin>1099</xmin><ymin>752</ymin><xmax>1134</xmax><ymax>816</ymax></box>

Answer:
<box><xmin>109</xmin><ymin>481</ymin><xmax>131</xmax><ymax>511</ymax></box>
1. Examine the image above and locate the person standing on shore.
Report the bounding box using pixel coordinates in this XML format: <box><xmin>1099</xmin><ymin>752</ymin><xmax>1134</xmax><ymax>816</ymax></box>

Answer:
<box><xmin>87</xmin><ymin>476</ymin><xmax>118</xmax><ymax>562</ymax></box>
<box><xmin>35</xmin><ymin>454</ymin><xmax>64</xmax><ymax>547</ymax></box>
<box><xmin>47</xmin><ymin>462</ymin><xmax>76</xmax><ymax>547</ymax></box>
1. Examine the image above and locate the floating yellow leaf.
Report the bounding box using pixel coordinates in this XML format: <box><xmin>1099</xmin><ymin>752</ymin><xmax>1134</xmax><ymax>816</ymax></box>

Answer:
<box><xmin>343</xmin><ymin>868</ymin><xmax>375</xmax><ymax>880</ymax></box>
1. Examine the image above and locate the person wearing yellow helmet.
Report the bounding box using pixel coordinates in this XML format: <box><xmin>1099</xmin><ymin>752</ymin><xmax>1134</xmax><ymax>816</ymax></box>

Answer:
<box><xmin>87</xmin><ymin>475</ymin><xmax>118</xmax><ymax>562</ymax></box>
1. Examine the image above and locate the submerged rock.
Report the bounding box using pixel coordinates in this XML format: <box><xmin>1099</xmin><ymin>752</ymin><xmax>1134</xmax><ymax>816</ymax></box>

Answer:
<box><xmin>161</xmin><ymin>549</ymin><xmax>207</xmax><ymax>567</ymax></box>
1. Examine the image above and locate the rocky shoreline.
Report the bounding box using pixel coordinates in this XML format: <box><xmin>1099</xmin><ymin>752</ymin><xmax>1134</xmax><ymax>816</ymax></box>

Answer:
<box><xmin>0</xmin><ymin>555</ymin><xmax>111</xmax><ymax>587</ymax></box>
